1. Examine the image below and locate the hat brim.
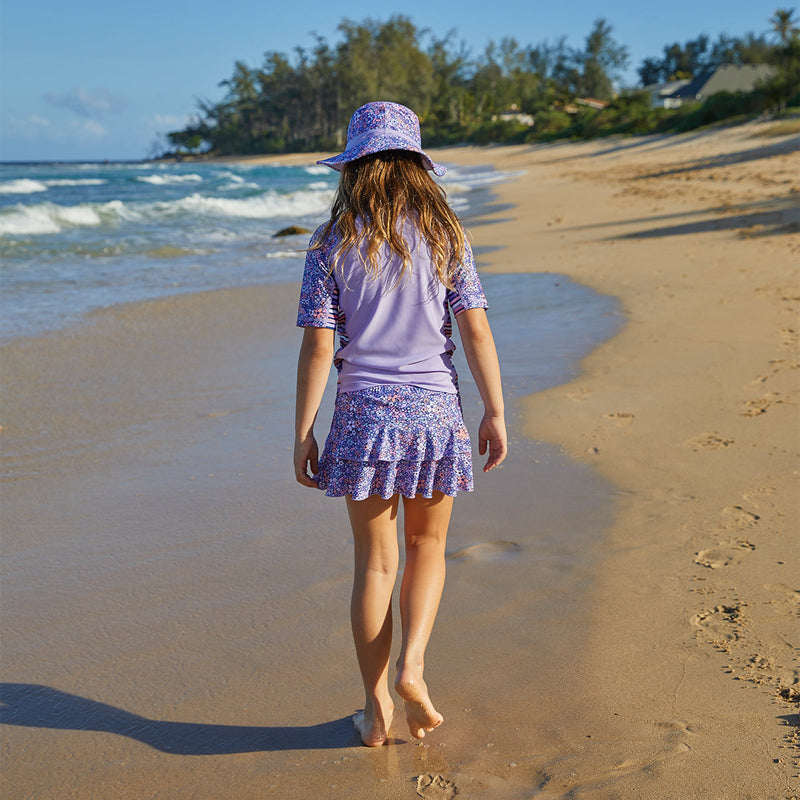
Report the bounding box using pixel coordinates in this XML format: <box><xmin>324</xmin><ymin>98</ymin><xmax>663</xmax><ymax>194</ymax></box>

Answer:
<box><xmin>317</xmin><ymin>135</ymin><xmax>446</xmax><ymax>177</ymax></box>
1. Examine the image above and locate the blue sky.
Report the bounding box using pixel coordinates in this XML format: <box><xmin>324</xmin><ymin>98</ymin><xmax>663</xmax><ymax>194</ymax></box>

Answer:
<box><xmin>2</xmin><ymin>0</ymin><xmax>776</xmax><ymax>161</ymax></box>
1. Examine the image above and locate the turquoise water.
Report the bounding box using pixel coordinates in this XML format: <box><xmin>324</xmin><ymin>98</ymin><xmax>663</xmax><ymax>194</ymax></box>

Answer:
<box><xmin>0</xmin><ymin>159</ymin><xmax>511</xmax><ymax>339</ymax></box>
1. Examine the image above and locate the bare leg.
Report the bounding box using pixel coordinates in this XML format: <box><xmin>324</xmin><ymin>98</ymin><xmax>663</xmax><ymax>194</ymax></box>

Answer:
<box><xmin>346</xmin><ymin>493</ymin><xmax>400</xmax><ymax>746</ymax></box>
<box><xmin>395</xmin><ymin>491</ymin><xmax>453</xmax><ymax>739</ymax></box>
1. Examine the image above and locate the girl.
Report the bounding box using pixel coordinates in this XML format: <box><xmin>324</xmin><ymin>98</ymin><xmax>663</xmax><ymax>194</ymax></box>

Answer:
<box><xmin>294</xmin><ymin>101</ymin><xmax>507</xmax><ymax>747</ymax></box>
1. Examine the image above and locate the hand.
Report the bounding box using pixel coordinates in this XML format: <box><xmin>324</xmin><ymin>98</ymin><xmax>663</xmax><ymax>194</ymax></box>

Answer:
<box><xmin>294</xmin><ymin>435</ymin><xmax>321</xmax><ymax>488</ymax></box>
<box><xmin>478</xmin><ymin>413</ymin><xmax>507</xmax><ymax>472</ymax></box>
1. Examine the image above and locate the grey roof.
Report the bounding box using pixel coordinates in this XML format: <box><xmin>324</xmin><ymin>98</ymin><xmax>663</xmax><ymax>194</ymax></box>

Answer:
<box><xmin>669</xmin><ymin>63</ymin><xmax>776</xmax><ymax>100</ymax></box>
<box><xmin>642</xmin><ymin>78</ymin><xmax>691</xmax><ymax>96</ymax></box>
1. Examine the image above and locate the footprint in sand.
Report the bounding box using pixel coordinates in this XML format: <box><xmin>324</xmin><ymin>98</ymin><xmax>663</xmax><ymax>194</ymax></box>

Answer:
<box><xmin>748</xmin><ymin>359</ymin><xmax>797</xmax><ymax>386</ymax></box>
<box><xmin>694</xmin><ymin>538</ymin><xmax>755</xmax><ymax>569</ymax></box>
<box><xmin>742</xmin><ymin>393</ymin><xmax>783</xmax><ymax>416</ymax></box>
<box><xmin>691</xmin><ymin>603</ymin><xmax>745</xmax><ymax>647</ymax></box>
<box><xmin>741</xmin><ymin>486</ymin><xmax>776</xmax><ymax>509</ymax></box>
<box><xmin>604</xmin><ymin>411</ymin><xmax>635</xmax><ymax>426</ymax></box>
<box><xmin>685</xmin><ymin>432</ymin><xmax>734</xmax><ymax>450</ymax></box>
<box><xmin>719</xmin><ymin>505</ymin><xmax>760</xmax><ymax>529</ymax></box>
<box><xmin>415</xmin><ymin>774</ymin><xmax>457</xmax><ymax>800</ymax></box>
<box><xmin>779</xmin><ymin>328</ymin><xmax>798</xmax><ymax>351</ymax></box>
<box><xmin>741</xmin><ymin>650</ymin><xmax>800</xmax><ymax>702</ymax></box>
<box><xmin>446</xmin><ymin>541</ymin><xmax>521</xmax><ymax>562</ymax></box>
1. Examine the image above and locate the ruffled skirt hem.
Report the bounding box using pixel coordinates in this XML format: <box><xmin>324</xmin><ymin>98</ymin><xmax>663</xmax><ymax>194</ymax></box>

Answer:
<box><xmin>316</xmin><ymin>385</ymin><xmax>474</xmax><ymax>501</ymax></box>
<box><xmin>317</xmin><ymin>454</ymin><xmax>474</xmax><ymax>501</ymax></box>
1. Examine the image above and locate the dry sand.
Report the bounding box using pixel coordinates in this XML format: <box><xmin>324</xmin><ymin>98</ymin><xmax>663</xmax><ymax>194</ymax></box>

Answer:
<box><xmin>436</xmin><ymin>121</ymin><xmax>800</xmax><ymax>797</ymax></box>
<box><xmin>2</xmin><ymin>121</ymin><xmax>798</xmax><ymax>799</ymax></box>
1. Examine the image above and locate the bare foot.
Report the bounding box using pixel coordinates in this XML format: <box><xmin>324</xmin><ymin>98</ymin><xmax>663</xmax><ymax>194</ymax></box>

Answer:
<box><xmin>395</xmin><ymin>671</ymin><xmax>443</xmax><ymax>739</ymax></box>
<box><xmin>353</xmin><ymin>699</ymin><xmax>393</xmax><ymax>747</ymax></box>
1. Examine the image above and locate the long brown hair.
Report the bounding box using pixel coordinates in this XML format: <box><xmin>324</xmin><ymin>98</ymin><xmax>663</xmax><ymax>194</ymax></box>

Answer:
<box><xmin>315</xmin><ymin>150</ymin><xmax>466</xmax><ymax>287</ymax></box>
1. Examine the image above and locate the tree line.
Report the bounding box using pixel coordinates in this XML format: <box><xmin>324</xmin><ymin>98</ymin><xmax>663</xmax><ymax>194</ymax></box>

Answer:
<box><xmin>164</xmin><ymin>10</ymin><xmax>799</xmax><ymax>157</ymax></box>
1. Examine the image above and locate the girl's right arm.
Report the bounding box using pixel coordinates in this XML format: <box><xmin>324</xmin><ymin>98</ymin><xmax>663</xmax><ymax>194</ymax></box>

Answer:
<box><xmin>455</xmin><ymin>308</ymin><xmax>508</xmax><ymax>472</ymax></box>
<box><xmin>294</xmin><ymin>326</ymin><xmax>335</xmax><ymax>487</ymax></box>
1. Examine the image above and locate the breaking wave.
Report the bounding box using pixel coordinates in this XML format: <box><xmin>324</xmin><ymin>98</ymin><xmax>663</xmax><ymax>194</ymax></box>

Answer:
<box><xmin>0</xmin><ymin>203</ymin><xmax>107</xmax><ymax>235</ymax></box>
<box><xmin>0</xmin><ymin>178</ymin><xmax>109</xmax><ymax>194</ymax></box>
<box><xmin>157</xmin><ymin>189</ymin><xmax>334</xmax><ymax>219</ymax></box>
<box><xmin>0</xmin><ymin>187</ymin><xmax>334</xmax><ymax>236</ymax></box>
<box><xmin>0</xmin><ymin>179</ymin><xmax>49</xmax><ymax>195</ymax></box>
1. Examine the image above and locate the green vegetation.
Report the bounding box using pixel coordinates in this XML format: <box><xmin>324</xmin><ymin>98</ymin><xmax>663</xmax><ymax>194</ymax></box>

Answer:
<box><xmin>163</xmin><ymin>10</ymin><xmax>800</xmax><ymax>157</ymax></box>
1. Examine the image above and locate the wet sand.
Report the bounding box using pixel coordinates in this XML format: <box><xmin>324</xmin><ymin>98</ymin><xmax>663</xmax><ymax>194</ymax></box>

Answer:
<box><xmin>0</xmin><ymin>243</ymin><xmax>616</xmax><ymax>796</ymax></box>
<box><xmin>2</xmin><ymin>121</ymin><xmax>798</xmax><ymax>799</ymax></box>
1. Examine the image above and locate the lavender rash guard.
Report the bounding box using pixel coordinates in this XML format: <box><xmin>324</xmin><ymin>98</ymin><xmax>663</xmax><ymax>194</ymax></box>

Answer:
<box><xmin>297</xmin><ymin>220</ymin><xmax>487</xmax><ymax>394</ymax></box>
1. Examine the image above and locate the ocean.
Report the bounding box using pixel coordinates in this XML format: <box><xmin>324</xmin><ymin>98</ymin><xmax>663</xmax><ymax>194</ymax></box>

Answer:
<box><xmin>0</xmin><ymin>159</ymin><xmax>520</xmax><ymax>340</ymax></box>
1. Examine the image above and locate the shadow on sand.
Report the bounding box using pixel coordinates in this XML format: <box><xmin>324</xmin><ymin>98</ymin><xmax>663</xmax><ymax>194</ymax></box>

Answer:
<box><xmin>557</xmin><ymin>195</ymin><xmax>799</xmax><ymax>240</ymax></box>
<box><xmin>630</xmin><ymin>136</ymin><xmax>799</xmax><ymax>179</ymax></box>
<box><xmin>616</xmin><ymin>195</ymin><xmax>800</xmax><ymax>239</ymax></box>
<box><xmin>521</xmin><ymin>127</ymin><xmax>798</xmax><ymax>170</ymax></box>
<box><xmin>0</xmin><ymin>683</ymin><xmax>360</xmax><ymax>755</ymax></box>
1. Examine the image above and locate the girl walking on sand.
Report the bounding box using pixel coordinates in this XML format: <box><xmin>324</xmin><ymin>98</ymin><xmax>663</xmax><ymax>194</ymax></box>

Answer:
<box><xmin>294</xmin><ymin>101</ymin><xmax>507</xmax><ymax>747</ymax></box>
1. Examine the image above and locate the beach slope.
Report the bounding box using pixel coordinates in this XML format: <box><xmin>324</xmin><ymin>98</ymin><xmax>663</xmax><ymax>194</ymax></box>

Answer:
<box><xmin>436</xmin><ymin>120</ymin><xmax>799</xmax><ymax>797</ymax></box>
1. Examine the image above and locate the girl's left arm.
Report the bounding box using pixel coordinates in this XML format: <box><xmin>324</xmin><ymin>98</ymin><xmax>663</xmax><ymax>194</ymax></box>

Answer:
<box><xmin>294</xmin><ymin>326</ymin><xmax>335</xmax><ymax>487</ymax></box>
<box><xmin>455</xmin><ymin>307</ymin><xmax>507</xmax><ymax>472</ymax></box>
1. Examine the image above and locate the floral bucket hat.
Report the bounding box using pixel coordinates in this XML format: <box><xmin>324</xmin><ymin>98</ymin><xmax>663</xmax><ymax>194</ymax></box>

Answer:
<box><xmin>317</xmin><ymin>101</ymin><xmax>446</xmax><ymax>176</ymax></box>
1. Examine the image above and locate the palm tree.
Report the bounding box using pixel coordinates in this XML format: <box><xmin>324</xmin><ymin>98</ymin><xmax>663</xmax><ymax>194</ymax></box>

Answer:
<box><xmin>769</xmin><ymin>8</ymin><xmax>799</xmax><ymax>46</ymax></box>
<box><xmin>765</xmin><ymin>9</ymin><xmax>800</xmax><ymax>111</ymax></box>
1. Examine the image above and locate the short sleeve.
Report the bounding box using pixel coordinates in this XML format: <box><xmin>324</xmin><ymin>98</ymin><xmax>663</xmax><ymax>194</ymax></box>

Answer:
<box><xmin>446</xmin><ymin>239</ymin><xmax>487</xmax><ymax>315</ymax></box>
<box><xmin>297</xmin><ymin>231</ymin><xmax>338</xmax><ymax>329</ymax></box>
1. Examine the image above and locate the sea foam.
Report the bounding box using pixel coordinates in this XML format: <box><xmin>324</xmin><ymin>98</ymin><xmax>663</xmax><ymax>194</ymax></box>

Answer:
<box><xmin>160</xmin><ymin>189</ymin><xmax>334</xmax><ymax>219</ymax></box>
<box><xmin>0</xmin><ymin>206</ymin><xmax>61</xmax><ymax>235</ymax></box>
<box><xmin>0</xmin><ymin>179</ymin><xmax>49</xmax><ymax>195</ymax></box>
<box><xmin>137</xmin><ymin>174</ymin><xmax>204</xmax><ymax>185</ymax></box>
<box><xmin>44</xmin><ymin>179</ymin><xmax>107</xmax><ymax>187</ymax></box>
<box><xmin>0</xmin><ymin>186</ymin><xmax>333</xmax><ymax>237</ymax></box>
<box><xmin>443</xmin><ymin>168</ymin><xmax>525</xmax><ymax>189</ymax></box>
<box><xmin>265</xmin><ymin>249</ymin><xmax>304</xmax><ymax>259</ymax></box>
<box><xmin>0</xmin><ymin>203</ymin><xmax>105</xmax><ymax>236</ymax></box>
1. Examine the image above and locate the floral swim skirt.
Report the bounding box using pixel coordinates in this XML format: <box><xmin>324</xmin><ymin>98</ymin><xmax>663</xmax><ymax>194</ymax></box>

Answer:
<box><xmin>316</xmin><ymin>385</ymin><xmax>474</xmax><ymax>501</ymax></box>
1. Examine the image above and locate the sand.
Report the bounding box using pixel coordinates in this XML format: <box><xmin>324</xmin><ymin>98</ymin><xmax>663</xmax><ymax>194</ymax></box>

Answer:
<box><xmin>435</xmin><ymin>122</ymin><xmax>800</xmax><ymax>797</ymax></box>
<box><xmin>2</xmin><ymin>121</ymin><xmax>798</xmax><ymax>799</ymax></box>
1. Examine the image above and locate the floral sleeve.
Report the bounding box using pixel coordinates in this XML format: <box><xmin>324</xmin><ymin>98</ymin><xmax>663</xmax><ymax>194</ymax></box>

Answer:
<box><xmin>446</xmin><ymin>238</ymin><xmax>487</xmax><ymax>315</ymax></box>
<box><xmin>297</xmin><ymin>228</ymin><xmax>338</xmax><ymax>329</ymax></box>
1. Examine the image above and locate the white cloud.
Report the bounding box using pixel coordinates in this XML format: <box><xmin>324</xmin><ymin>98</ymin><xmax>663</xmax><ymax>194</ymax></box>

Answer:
<box><xmin>43</xmin><ymin>87</ymin><xmax>128</xmax><ymax>119</ymax></box>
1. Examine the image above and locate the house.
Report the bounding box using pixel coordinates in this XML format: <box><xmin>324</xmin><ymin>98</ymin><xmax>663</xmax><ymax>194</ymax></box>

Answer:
<box><xmin>491</xmin><ymin>105</ymin><xmax>535</xmax><ymax>126</ymax></box>
<box><xmin>662</xmin><ymin>63</ymin><xmax>776</xmax><ymax>108</ymax></box>
<box><xmin>575</xmin><ymin>97</ymin><xmax>609</xmax><ymax>110</ymax></box>
<box><xmin>643</xmin><ymin>78</ymin><xmax>692</xmax><ymax>109</ymax></box>
<box><xmin>556</xmin><ymin>98</ymin><xmax>609</xmax><ymax>114</ymax></box>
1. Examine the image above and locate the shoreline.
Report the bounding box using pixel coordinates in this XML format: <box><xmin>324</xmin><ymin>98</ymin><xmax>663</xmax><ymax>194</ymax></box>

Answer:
<box><xmin>0</xmin><ymin>151</ymin><xmax>517</xmax><ymax>343</ymax></box>
<box><xmin>1</xmin><ymin>190</ymin><xmax>622</xmax><ymax>799</ymax></box>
